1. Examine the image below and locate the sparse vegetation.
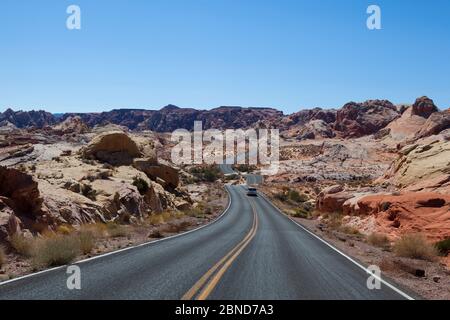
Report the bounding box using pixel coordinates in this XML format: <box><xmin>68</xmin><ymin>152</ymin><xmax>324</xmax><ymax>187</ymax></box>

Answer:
<box><xmin>393</xmin><ymin>234</ymin><xmax>438</xmax><ymax>261</ymax></box>
<box><xmin>10</xmin><ymin>234</ymin><xmax>35</xmax><ymax>257</ymax></box>
<box><xmin>435</xmin><ymin>238</ymin><xmax>450</xmax><ymax>256</ymax></box>
<box><xmin>367</xmin><ymin>233</ymin><xmax>391</xmax><ymax>249</ymax></box>
<box><xmin>77</xmin><ymin>229</ymin><xmax>96</xmax><ymax>254</ymax></box>
<box><xmin>32</xmin><ymin>235</ymin><xmax>80</xmax><ymax>267</ymax></box>
<box><xmin>105</xmin><ymin>222</ymin><xmax>130</xmax><ymax>238</ymax></box>
<box><xmin>233</xmin><ymin>164</ymin><xmax>257</xmax><ymax>173</ymax></box>
<box><xmin>132</xmin><ymin>176</ymin><xmax>149</xmax><ymax>195</ymax></box>
<box><xmin>189</xmin><ymin>166</ymin><xmax>222</xmax><ymax>182</ymax></box>
<box><xmin>287</xmin><ymin>190</ymin><xmax>308</xmax><ymax>203</ymax></box>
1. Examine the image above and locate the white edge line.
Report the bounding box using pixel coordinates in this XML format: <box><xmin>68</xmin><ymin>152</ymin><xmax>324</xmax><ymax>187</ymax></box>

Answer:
<box><xmin>0</xmin><ymin>185</ymin><xmax>233</xmax><ymax>287</ymax></box>
<box><xmin>258</xmin><ymin>192</ymin><xmax>415</xmax><ymax>301</ymax></box>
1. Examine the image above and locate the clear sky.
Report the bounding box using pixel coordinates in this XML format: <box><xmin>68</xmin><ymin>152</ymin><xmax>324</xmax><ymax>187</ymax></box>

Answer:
<box><xmin>1</xmin><ymin>0</ymin><xmax>449</xmax><ymax>114</ymax></box>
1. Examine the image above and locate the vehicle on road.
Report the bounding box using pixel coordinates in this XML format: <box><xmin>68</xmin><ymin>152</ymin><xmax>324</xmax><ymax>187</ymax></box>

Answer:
<box><xmin>247</xmin><ymin>186</ymin><xmax>258</xmax><ymax>196</ymax></box>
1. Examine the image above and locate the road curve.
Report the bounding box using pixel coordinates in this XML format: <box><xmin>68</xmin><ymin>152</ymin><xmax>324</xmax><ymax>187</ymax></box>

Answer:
<box><xmin>0</xmin><ymin>186</ymin><xmax>411</xmax><ymax>300</ymax></box>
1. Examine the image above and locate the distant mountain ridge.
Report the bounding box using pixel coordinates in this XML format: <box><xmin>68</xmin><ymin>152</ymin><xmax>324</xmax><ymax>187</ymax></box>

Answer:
<box><xmin>1</xmin><ymin>97</ymin><xmax>448</xmax><ymax>139</ymax></box>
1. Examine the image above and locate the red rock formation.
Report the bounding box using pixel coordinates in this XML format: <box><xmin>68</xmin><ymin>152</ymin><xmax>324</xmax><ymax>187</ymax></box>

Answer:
<box><xmin>411</xmin><ymin>96</ymin><xmax>439</xmax><ymax>118</ymax></box>
<box><xmin>334</xmin><ymin>100</ymin><xmax>400</xmax><ymax>138</ymax></box>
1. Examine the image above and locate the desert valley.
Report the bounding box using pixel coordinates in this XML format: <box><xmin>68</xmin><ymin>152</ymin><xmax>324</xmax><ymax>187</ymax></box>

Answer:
<box><xmin>0</xmin><ymin>96</ymin><xmax>449</xmax><ymax>299</ymax></box>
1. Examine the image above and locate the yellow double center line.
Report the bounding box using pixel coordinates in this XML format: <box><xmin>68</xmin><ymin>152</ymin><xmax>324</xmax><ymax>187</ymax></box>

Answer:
<box><xmin>181</xmin><ymin>199</ymin><xmax>259</xmax><ymax>300</ymax></box>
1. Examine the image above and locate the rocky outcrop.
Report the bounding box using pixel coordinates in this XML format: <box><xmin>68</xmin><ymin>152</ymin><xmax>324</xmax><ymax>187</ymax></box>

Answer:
<box><xmin>133</xmin><ymin>159</ymin><xmax>179</xmax><ymax>188</ymax></box>
<box><xmin>342</xmin><ymin>192</ymin><xmax>450</xmax><ymax>241</ymax></box>
<box><xmin>383</xmin><ymin>140</ymin><xmax>450</xmax><ymax>193</ymax></box>
<box><xmin>415</xmin><ymin>110</ymin><xmax>450</xmax><ymax>139</ymax></box>
<box><xmin>81</xmin><ymin>131</ymin><xmax>142</xmax><ymax>165</ymax></box>
<box><xmin>0</xmin><ymin>167</ymin><xmax>46</xmax><ymax>239</ymax></box>
<box><xmin>52</xmin><ymin>116</ymin><xmax>89</xmax><ymax>135</ymax></box>
<box><xmin>295</xmin><ymin>120</ymin><xmax>335</xmax><ymax>140</ymax></box>
<box><xmin>334</xmin><ymin>100</ymin><xmax>400</xmax><ymax>138</ymax></box>
<box><xmin>316</xmin><ymin>185</ymin><xmax>354</xmax><ymax>213</ymax></box>
<box><xmin>411</xmin><ymin>96</ymin><xmax>439</xmax><ymax>118</ymax></box>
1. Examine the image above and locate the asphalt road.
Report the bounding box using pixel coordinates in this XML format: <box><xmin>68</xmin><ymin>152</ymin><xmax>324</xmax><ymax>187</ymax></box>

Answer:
<box><xmin>0</xmin><ymin>185</ymin><xmax>412</xmax><ymax>300</ymax></box>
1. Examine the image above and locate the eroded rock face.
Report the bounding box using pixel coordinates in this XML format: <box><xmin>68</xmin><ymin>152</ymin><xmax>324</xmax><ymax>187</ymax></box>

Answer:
<box><xmin>81</xmin><ymin>131</ymin><xmax>142</xmax><ymax>165</ymax></box>
<box><xmin>415</xmin><ymin>110</ymin><xmax>450</xmax><ymax>139</ymax></box>
<box><xmin>342</xmin><ymin>192</ymin><xmax>450</xmax><ymax>241</ymax></box>
<box><xmin>133</xmin><ymin>159</ymin><xmax>179</xmax><ymax>188</ymax></box>
<box><xmin>334</xmin><ymin>100</ymin><xmax>400</xmax><ymax>138</ymax></box>
<box><xmin>0</xmin><ymin>109</ymin><xmax>56</xmax><ymax>128</ymax></box>
<box><xmin>411</xmin><ymin>96</ymin><xmax>439</xmax><ymax>119</ymax></box>
<box><xmin>0</xmin><ymin>166</ymin><xmax>42</xmax><ymax>214</ymax></box>
<box><xmin>383</xmin><ymin>140</ymin><xmax>450</xmax><ymax>193</ymax></box>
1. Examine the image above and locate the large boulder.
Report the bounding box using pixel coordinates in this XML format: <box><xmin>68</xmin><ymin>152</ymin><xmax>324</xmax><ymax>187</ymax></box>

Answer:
<box><xmin>133</xmin><ymin>159</ymin><xmax>179</xmax><ymax>189</ymax></box>
<box><xmin>411</xmin><ymin>96</ymin><xmax>439</xmax><ymax>119</ymax></box>
<box><xmin>334</xmin><ymin>100</ymin><xmax>399</xmax><ymax>138</ymax></box>
<box><xmin>0</xmin><ymin>166</ymin><xmax>42</xmax><ymax>214</ymax></box>
<box><xmin>316</xmin><ymin>185</ymin><xmax>353</xmax><ymax>213</ymax></box>
<box><xmin>81</xmin><ymin>131</ymin><xmax>142</xmax><ymax>165</ymax></box>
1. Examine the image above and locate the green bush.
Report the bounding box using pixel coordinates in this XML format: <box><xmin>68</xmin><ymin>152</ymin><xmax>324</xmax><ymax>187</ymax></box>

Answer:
<box><xmin>435</xmin><ymin>238</ymin><xmax>450</xmax><ymax>256</ymax></box>
<box><xmin>189</xmin><ymin>166</ymin><xmax>222</xmax><ymax>182</ymax></box>
<box><xmin>132</xmin><ymin>177</ymin><xmax>149</xmax><ymax>195</ymax></box>
<box><xmin>288</xmin><ymin>190</ymin><xmax>308</xmax><ymax>203</ymax></box>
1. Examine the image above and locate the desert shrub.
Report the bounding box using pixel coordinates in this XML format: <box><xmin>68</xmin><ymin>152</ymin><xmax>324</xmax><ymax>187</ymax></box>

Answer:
<box><xmin>9</xmin><ymin>234</ymin><xmax>35</xmax><ymax>257</ymax></box>
<box><xmin>132</xmin><ymin>177</ymin><xmax>149</xmax><ymax>195</ymax></box>
<box><xmin>274</xmin><ymin>192</ymin><xmax>287</xmax><ymax>202</ymax></box>
<box><xmin>233</xmin><ymin>164</ymin><xmax>257</xmax><ymax>173</ymax></box>
<box><xmin>81</xmin><ymin>184</ymin><xmax>97</xmax><ymax>201</ymax></box>
<box><xmin>189</xmin><ymin>166</ymin><xmax>222</xmax><ymax>182</ymax></box>
<box><xmin>435</xmin><ymin>238</ymin><xmax>450</xmax><ymax>256</ymax></box>
<box><xmin>339</xmin><ymin>225</ymin><xmax>361</xmax><ymax>235</ymax></box>
<box><xmin>148</xmin><ymin>229</ymin><xmax>164</xmax><ymax>239</ymax></box>
<box><xmin>224</xmin><ymin>174</ymin><xmax>238</xmax><ymax>181</ymax></box>
<box><xmin>393</xmin><ymin>234</ymin><xmax>438</xmax><ymax>261</ymax></box>
<box><xmin>288</xmin><ymin>190</ymin><xmax>308</xmax><ymax>203</ymax></box>
<box><xmin>105</xmin><ymin>222</ymin><xmax>129</xmax><ymax>238</ymax></box>
<box><xmin>77</xmin><ymin>230</ymin><xmax>96</xmax><ymax>254</ymax></box>
<box><xmin>165</xmin><ymin>221</ymin><xmax>192</xmax><ymax>233</ymax></box>
<box><xmin>80</xmin><ymin>223</ymin><xmax>107</xmax><ymax>238</ymax></box>
<box><xmin>380</xmin><ymin>202</ymin><xmax>391</xmax><ymax>211</ymax></box>
<box><xmin>56</xmin><ymin>225</ymin><xmax>73</xmax><ymax>235</ymax></box>
<box><xmin>185</xmin><ymin>207</ymin><xmax>205</xmax><ymax>218</ymax></box>
<box><xmin>32</xmin><ymin>235</ymin><xmax>80</xmax><ymax>267</ymax></box>
<box><xmin>326</xmin><ymin>214</ymin><xmax>343</xmax><ymax>230</ymax></box>
<box><xmin>292</xmin><ymin>202</ymin><xmax>314</xmax><ymax>219</ymax></box>
<box><xmin>367</xmin><ymin>233</ymin><xmax>391</xmax><ymax>249</ymax></box>
<box><xmin>0</xmin><ymin>246</ymin><xmax>5</xmax><ymax>267</ymax></box>
<box><xmin>147</xmin><ymin>214</ymin><xmax>165</xmax><ymax>225</ymax></box>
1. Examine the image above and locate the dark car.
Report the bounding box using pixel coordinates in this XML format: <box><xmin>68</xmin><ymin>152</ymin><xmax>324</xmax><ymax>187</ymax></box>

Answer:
<box><xmin>246</xmin><ymin>187</ymin><xmax>258</xmax><ymax>196</ymax></box>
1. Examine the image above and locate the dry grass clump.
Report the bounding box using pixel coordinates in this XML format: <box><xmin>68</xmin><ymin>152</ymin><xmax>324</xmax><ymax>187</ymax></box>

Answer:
<box><xmin>9</xmin><ymin>234</ymin><xmax>35</xmax><ymax>257</ymax></box>
<box><xmin>393</xmin><ymin>234</ymin><xmax>438</xmax><ymax>261</ymax></box>
<box><xmin>147</xmin><ymin>211</ymin><xmax>174</xmax><ymax>225</ymax></box>
<box><xmin>77</xmin><ymin>229</ymin><xmax>96</xmax><ymax>254</ymax></box>
<box><xmin>32</xmin><ymin>235</ymin><xmax>80</xmax><ymax>268</ymax></box>
<box><xmin>0</xmin><ymin>246</ymin><xmax>5</xmax><ymax>267</ymax></box>
<box><xmin>367</xmin><ymin>233</ymin><xmax>391</xmax><ymax>249</ymax></box>
<box><xmin>164</xmin><ymin>221</ymin><xmax>192</xmax><ymax>233</ymax></box>
<box><xmin>105</xmin><ymin>222</ymin><xmax>130</xmax><ymax>238</ymax></box>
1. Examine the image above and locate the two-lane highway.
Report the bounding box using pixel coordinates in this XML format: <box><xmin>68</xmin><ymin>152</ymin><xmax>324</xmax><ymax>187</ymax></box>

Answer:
<box><xmin>0</xmin><ymin>185</ymin><xmax>412</xmax><ymax>300</ymax></box>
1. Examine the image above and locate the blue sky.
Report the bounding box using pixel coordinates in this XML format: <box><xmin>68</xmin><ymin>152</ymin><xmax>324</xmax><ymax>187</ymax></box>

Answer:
<box><xmin>1</xmin><ymin>0</ymin><xmax>449</xmax><ymax>114</ymax></box>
